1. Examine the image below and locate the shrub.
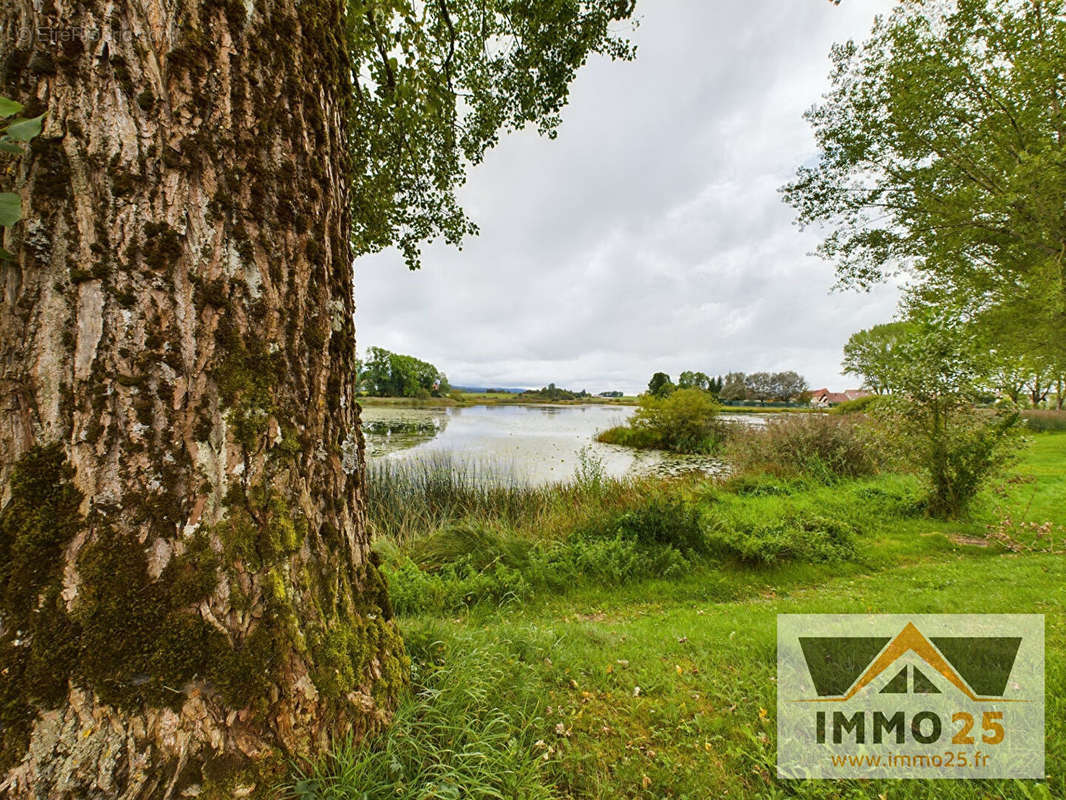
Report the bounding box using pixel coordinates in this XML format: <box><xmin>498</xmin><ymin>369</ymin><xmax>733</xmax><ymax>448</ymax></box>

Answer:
<box><xmin>382</xmin><ymin>546</ymin><xmax>536</xmax><ymax>616</ymax></box>
<box><xmin>379</xmin><ymin>498</ymin><xmax>708</xmax><ymax>613</ymax></box>
<box><xmin>725</xmin><ymin>414</ymin><xmax>883</xmax><ymax>482</ymax></box>
<box><xmin>558</xmin><ymin>534</ymin><xmax>691</xmax><ymax>584</ymax></box>
<box><xmin>595</xmin><ymin>424</ymin><xmax>662</xmax><ymax>449</ymax></box>
<box><xmin>854</xmin><ymin>314</ymin><xmax>1022</xmax><ymax>519</ymax></box>
<box><xmin>874</xmin><ymin>401</ymin><xmax>1022</xmax><ymax>519</ymax></box>
<box><xmin>597</xmin><ymin>388</ymin><xmax>725</xmax><ymax>453</ymax></box>
<box><xmin>601</xmin><ymin>498</ymin><xmax>707</xmax><ymax>553</ymax></box>
<box><xmin>560</xmin><ymin>497</ymin><xmax>704</xmax><ymax>583</ymax></box>
<box><xmin>705</xmin><ymin>510</ymin><xmax>857</xmax><ymax>565</ymax></box>
<box><xmin>721</xmin><ymin>473</ymin><xmax>796</xmax><ymax>497</ymax></box>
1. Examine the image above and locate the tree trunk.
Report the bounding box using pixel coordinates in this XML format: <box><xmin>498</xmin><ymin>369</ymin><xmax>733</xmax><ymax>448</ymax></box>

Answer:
<box><xmin>0</xmin><ymin>2</ymin><xmax>406</xmax><ymax>798</ymax></box>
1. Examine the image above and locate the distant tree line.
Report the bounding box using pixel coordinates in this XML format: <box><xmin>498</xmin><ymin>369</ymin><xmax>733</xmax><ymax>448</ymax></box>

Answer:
<box><xmin>520</xmin><ymin>383</ymin><xmax>590</xmax><ymax>401</ymax></box>
<box><xmin>358</xmin><ymin>347</ymin><xmax>450</xmax><ymax>398</ymax></box>
<box><xmin>647</xmin><ymin>370</ymin><xmax>809</xmax><ymax>403</ymax></box>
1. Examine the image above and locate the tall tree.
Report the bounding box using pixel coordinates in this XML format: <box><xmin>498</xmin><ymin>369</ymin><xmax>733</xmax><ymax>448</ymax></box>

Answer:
<box><xmin>770</xmin><ymin>370</ymin><xmax>808</xmax><ymax>402</ymax></box>
<box><xmin>647</xmin><ymin>372</ymin><xmax>675</xmax><ymax>398</ymax></box>
<box><xmin>744</xmin><ymin>371</ymin><xmax>773</xmax><ymax>402</ymax></box>
<box><xmin>678</xmin><ymin>370</ymin><xmax>713</xmax><ymax>391</ymax></box>
<box><xmin>784</xmin><ymin>0</ymin><xmax>1066</xmax><ymax>361</ymax></box>
<box><xmin>0</xmin><ymin>1</ymin><xmax>635</xmax><ymax>796</ymax></box>
<box><xmin>842</xmin><ymin>322</ymin><xmax>911</xmax><ymax>395</ymax></box>
<box><xmin>719</xmin><ymin>371</ymin><xmax>747</xmax><ymax>403</ymax></box>
<box><xmin>361</xmin><ymin>347</ymin><xmax>448</xmax><ymax>398</ymax></box>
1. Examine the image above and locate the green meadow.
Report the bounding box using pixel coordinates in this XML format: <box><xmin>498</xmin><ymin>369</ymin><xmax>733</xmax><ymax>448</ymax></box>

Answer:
<box><xmin>291</xmin><ymin>432</ymin><xmax>1065</xmax><ymax>799</ymax></box>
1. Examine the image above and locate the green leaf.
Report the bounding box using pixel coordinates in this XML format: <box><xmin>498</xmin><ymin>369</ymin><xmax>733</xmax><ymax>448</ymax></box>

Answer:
<box><xmin>0</xmin><ymin>97</ymin><xmax>23</xmax><ymax>119</ymax></box>
<box><xmin>0</xmin><ymin>193</ymin><xmax>22</xmax><ymax>227</ymax></box>
<box><xmin>0</xmin><ymin>140</ymin><xmax>23</xmax><ymax>155</ymax></box>
<box><xmin>5</xmin><ymin>114</ymin><xmax>44</xmax><ymax>142</ymax></box>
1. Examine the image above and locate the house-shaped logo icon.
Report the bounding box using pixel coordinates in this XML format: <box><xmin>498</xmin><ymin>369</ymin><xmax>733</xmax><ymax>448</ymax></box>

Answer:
<box><xmin>797</xmin><ymin>622</ymin><xmax>1023</xmax><ymax>703</ymax></box>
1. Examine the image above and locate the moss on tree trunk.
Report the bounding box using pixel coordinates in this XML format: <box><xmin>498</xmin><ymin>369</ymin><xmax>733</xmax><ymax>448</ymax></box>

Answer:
<box><xmin>0</xmin><ymin>1</ymin><xmax>407</xmax><ymax>797</ymax></box>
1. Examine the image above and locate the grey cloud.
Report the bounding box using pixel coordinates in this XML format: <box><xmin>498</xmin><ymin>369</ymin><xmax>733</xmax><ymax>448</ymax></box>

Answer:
<box><xmin>354</xmin><ymin>0</ymin><xmax>900</xmax><ymax>395</ymax></box>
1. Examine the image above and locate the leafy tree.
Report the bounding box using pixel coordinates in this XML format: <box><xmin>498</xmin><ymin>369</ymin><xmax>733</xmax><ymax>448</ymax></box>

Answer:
<box><xmin>631</xmin><ymin>388</ymin><xmax>724</xmax><ymax>453</ymax></box>
<box><xmin>784</xmin><ymin>0</ymin><xmax>1066</xmax><ymax>360</ymax></box>
<box><xmin>872</xmin><ymin>312</ymin><xmax>1020</xmax><ymax>519</ymax></box>
<box><xmin>842</xmin><ymin>322</ymin><xmax>911</xmax><ymax>395</ymax></box>
<box><xmin>770</xmin><ymin>371</ymin><xmax>809</xmax><ymax>402</ymax></box>
<box><xmin>0</xmin><ymin>0</ymin><xmax>636</xmax><ymax>792</ymax></box>
<box><xmin>350</xmin><ymin>0</ymin><xmax>637</xmax><ymax>269</ymax></box>
<box><xmin>647</xmin><ymin>372</ymin><xmax>675</xmax><ymax>398</ymax></box>
<box><xmin>521</xmin><ymin>384</ymin><xmax>589</xmax><ymax>401</ymax></box>
<box><xmin>1023</xmin><ymin>357</ymin><xmax>1057</xmax><ymax>408</ymax></box>
<box><xmin>973</xmin><ymin>323</ymin><xmax>1066</xmax><ymax>406</ymax></box>
<box><xmin>362</xmin><ymin>347</ymin><xmax>449</xmax><ymax>397</ymax></box>
<box><xmin>707</xmin><ymin>375</ymin><xmax>724</xmax><ymax>399</ymax></box>
<box><xmin>744</xmin><ymin>372</ymin><xmax>774</xmax><ymax>402</ymax></box>
<box><xmin>678</xmin><ymin>370</ymin><xmax>712</xmax><ymax>391</ymax></box>
<box><xmin>720</xmin><ymin>372</ymin><xmax>747</xmax><ymax>403</ymax></box>
<box><xmin>979</xmin><ymin>350</ymin><xmax>1029</xmax><ymax>405</ymax></box>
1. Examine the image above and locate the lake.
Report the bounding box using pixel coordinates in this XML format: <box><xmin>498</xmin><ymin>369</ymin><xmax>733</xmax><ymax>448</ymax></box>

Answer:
<box><xmin>361</xmin><ymin>403</ymin><xmax>768</xmax><ymax>485</ymax></box>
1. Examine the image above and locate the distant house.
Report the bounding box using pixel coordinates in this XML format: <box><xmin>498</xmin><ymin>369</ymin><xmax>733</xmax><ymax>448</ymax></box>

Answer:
<box><xmin>809</xmin><ymin>388</ymin><xmax>872</xmax><ymax>408</ymax></box>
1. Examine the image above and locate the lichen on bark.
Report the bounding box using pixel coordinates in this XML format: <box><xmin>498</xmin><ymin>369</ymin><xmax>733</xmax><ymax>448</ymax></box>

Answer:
<box><xmin>0</xmin><ymin>445</ymin><xmax>409</xmax><ymax>795</ymax></box>
<box><xmin>0</xmin><ymin>0</ymin><xmax>408</xmax><ymax>795</ymax></box>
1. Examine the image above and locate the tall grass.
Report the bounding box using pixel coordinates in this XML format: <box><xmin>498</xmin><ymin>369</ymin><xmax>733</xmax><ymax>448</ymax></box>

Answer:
<box><xmin>288</xmin><ymin>629</ymin><xmax>553</xmax><ymax>799</ymax></box>
<box><xmin>366</xmin><ymin>451</ymin><xmax>661</xmax><ymax>545</ymax></box>
<box><xmin>1022</xmin><ymin>409</ymin><xmax>1066</xmax><ymax>432</ymax></box>
<box><xmin>724</xmin><ymin>414</ymin><xmax>884</xmax><ymax>483</ymax></box>
<box><xmin>366</xmin><ymin>453</ymin><xmax>546</xmax><ymax>543</ymax></box>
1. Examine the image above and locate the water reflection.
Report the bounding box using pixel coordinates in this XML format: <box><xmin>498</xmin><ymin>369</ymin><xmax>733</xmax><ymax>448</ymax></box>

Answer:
<box><xmin>360</xmin><ymin>404</ymin><xmax>767</xmax><ymax>485</ymax></box>
<box><xmin>361</xmin><ymin>407</ymin><xmax>449</xmax><ymax>458</ymax></box>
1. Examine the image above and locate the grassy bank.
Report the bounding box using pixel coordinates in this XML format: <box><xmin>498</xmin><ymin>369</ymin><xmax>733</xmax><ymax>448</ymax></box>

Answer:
<box><xmin>292</xmin><ymin>433</ymin><xmax>1066</xmax><ymax>799</ymax></box>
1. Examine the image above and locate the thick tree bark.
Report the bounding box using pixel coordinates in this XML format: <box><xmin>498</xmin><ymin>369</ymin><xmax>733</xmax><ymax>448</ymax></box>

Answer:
<box><xmin>0</xmin><ymin>2</ymin><xmax>406</xmax><ymax>798</ymax></box>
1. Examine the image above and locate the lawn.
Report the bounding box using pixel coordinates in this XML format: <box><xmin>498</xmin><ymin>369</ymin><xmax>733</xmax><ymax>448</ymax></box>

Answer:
<box><xmin>292</xmin><ymin>433</ymin><xmax>1066</xmax><ymax>800</ymax></box>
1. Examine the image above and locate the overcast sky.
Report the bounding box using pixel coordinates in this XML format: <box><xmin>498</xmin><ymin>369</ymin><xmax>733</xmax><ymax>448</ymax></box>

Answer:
<box><xmin>353</xmin><ymin>0</ymin><xmax>901</xmax><ymax>395</ymax></box>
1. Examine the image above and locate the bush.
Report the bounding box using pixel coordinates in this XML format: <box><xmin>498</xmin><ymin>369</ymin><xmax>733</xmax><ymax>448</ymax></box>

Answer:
<box><xmin>852</xmin><ymin>314</ymin><xmax>1022</xmax><ymax>519</ymax></box>
<box><xmin>590</xmin><ymin>498</ymin><xmax>707</xmax><ymax>553</ymax></box>
<box><xmin>705</xmin><ymin>510</ymin><xmax>857</xmax><ymax>565</ymax></box>
<box><xmin>382</xmin><ymin>548</ymin><xmax>536</xmax><ymax>616</ymax></box>
<box><xmin>725</xmin><ymin>414</ymin><xmax>883</xmax><ymax>482</ymax></box>
<box><xmin>380</xmin><ymin>498</ymin><xmax>708</xmax><ymax>614</ymax></box>
<box><xmin>559</xmin><ymin>534</ymin><xmax>691</xmax><ymax>584</ymax></box>
<box><xmin>597</xmin><ymin>388</ymin><xmax>725</xmax><ymax>453</ymax></box>
<box><xmin>874</xmin><ymin>400</ymin><xmax>1022</xmax><ymax>519</ymax></box>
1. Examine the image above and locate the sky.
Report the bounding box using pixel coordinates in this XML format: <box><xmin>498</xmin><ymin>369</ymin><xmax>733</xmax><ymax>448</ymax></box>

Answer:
<box><xmin>353</xmin><ymin>0</ymin><xmax>902</xmax><ymax>395</ymax></box>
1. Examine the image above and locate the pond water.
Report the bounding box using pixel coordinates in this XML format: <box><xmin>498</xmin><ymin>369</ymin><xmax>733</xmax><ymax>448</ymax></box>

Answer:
<box><xmin>361</xmin><ymin>403</ymin><xmax>768</xmax><ymax>485</ymax></box>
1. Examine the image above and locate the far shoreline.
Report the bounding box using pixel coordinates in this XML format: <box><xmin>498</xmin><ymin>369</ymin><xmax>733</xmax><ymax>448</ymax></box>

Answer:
<box><xmin>358</xmin><ymin>393</ymin><xmax>818</xmax><ymax>413</ymax></box>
